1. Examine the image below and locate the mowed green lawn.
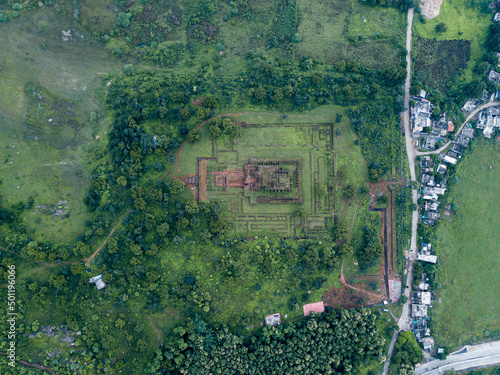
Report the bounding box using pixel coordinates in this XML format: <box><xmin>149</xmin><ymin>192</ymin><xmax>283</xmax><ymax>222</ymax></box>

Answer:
<box><xmin>433</xmin><ymin>139</ymin><xmax>500</xmax><ymax>349</ymax></box>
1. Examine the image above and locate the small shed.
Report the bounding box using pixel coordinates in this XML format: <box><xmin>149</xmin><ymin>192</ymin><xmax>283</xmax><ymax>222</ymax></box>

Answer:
<box><xmin>303</xmin><ymin>302</ymin><xmax>325</xmax><ymax>316</ymax></box>
<box><xmin>89</xmin><ymin>274</ymin><xmax>107</xmax><ymax>290</ymax></box>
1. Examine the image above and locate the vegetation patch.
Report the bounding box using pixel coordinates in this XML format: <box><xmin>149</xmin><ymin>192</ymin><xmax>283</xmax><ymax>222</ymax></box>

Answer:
<box><xmin>413</xmin><ymin>39</ymin><xmax>470</xmax><ymax>93</ymax></box>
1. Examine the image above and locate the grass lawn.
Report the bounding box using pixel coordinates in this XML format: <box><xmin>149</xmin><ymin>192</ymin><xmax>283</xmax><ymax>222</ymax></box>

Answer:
<box><xmin>432</xmin><ymin>139</ymin><xmax>500</xmax><ymax>349</ymax></box>
<box><xmin>413</xmin><ymin>0</ymin><xmax>492</xmax><ymax>84</ymax></box>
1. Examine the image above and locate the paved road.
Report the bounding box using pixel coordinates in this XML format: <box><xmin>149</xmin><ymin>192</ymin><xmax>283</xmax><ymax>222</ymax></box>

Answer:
<box><xmin>416</xmin><ymin>341</ymin><xmax>500</xmax><ymax>375</ymax></box>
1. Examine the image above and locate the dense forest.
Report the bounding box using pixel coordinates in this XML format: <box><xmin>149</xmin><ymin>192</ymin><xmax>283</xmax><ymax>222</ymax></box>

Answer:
<box><xmin>148</xmin><ymin>309</ymin><xmax>386</xmax><ymax>374</ymax></box>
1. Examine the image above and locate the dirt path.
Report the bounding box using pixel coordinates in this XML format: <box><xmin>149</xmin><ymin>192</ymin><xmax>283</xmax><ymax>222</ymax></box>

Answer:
<box><xmin>339</xmin><ymin>258</ymin><xmax>385</xmax><ymax>301</ymax></box>
<box><xmin>0</xmin><ymin>352</ymin><xmax>55</xmax><ymax>375</ymax></box>
<box><xmin>84</xmin><ymin>208</ymin><xmax>131</xmax><ymax>266</ymax></box>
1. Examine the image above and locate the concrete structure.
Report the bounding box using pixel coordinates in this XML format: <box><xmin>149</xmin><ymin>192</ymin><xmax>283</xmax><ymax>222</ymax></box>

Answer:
<box><xmin>417</xmin><ymin>254</ymin><xmax>437</xmax><ymax>264</ymax></box>
<box><xmin>303</xmin><ymin>301</ymin><xmax>324</xmax><ymax>316</ymax></box>
<box><xmin>412</xmin><ymin>304</ymin><xmax>428</xmax><ymax>318</ymax></box>
<box><xmin>389</xmin><ymin>279</ymin><xmax>402</xmax><ymax>302</ymax></box>
<box><xmin>422</xmin><ymin>336</ymin><xmax>435</xmax><ymax>351</ymax></box>
<box><xmin>265</xmin><ymin>313</ymin><xmax>281</xmax><ymax>326</ymax></box>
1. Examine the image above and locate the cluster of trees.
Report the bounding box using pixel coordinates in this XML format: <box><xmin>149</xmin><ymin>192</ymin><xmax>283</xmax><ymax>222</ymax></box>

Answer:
<box><xmin>208</xmin><ymin>115</ymin><xmax>242</xmax><ymax>139</ymax></box>
<box><xmin>149</xmin><ymin>309</ymin><xmax>386</xmax><ymax>374</ymax></box>
<box><xmin>347</xmin><ymin>104</ymin><xmax>401</xmax><ymax>173</ymax></box>
<box><xmin>356</xmin><ymin>226</ymin><xmax>384</xmax><ymax>270</ymax></box>
<box><xmin>390</xmin><ymin>331</ymin><xmax>424</xmax><ymax>374</ymax></box>
<box><xmin>362</xmin><ymin>0</ymin><xmax>416</xmax><ymax>11</ymax></box>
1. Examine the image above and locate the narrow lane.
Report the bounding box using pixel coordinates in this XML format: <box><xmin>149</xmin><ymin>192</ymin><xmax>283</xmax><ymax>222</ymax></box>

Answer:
<box><xmin>382</xmin><ymin>7</ymin><xmax>416</xmax><ymax>374</ymax></box>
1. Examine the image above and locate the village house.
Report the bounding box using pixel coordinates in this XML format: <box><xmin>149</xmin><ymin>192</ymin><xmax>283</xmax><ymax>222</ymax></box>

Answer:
<box><xmin>418</xmin><ymin>282</ymin><xmax>429</xmax><ymax>291</ymax></box>
<box><xmin>423</xmin><ymin>137</ymin><xmax>436</xmax><ymax>151</ymax></box>
<box><xmin>417</xmin><ymin>243</ymin><xmax>437</xmax><ymax>264</ymax></box>
<box><xmin>412</xmin><ymin>304</ymin><xmax>428</xmax><ymax>318</ymax></box>
<box><xmin>423</xmin><ymin>211</ymin><xmax>440</xmax><ymax>225</ymax></box>
<box><xmin>89</xmin><ymin>274</ymin><xmax>106</xmax><ymax>290</ymax></box>
<box><xmin>450</xmin><ymin>142</ymin><xmax>465</xmax><ymax>154</ymax></box>
<box><xmin>420</xmin><ymin>156</ymin><xmax>433</xmax><ymax>169</ymax></box>
<box><xmin>488</xmin><ymin>69</ymin><xmax>500</xmax><ymax>84</ymax></box>
<box><xmin>455</xmin><ymin>135</ymin><xmax>470</xmax><ymax>148</ymax></box>
<box><xmin>436</xmin><ymin>163</ymin><xmax>447</xmax><ymax>175</ymax></box>
<box><xmin>447</xmin><ymin>121</ymin><xmax>455</xmax><ymax>133</ymax></box>
<box><xmin>431</xmin><ymin>116</ymin><xmax>449</xmax><ymax>137</ymax></box>
<box><xmin>420</xmin><ymin>174</ymin><xmax>435</xmax><ymax>187</ymax></box>
<box><xmin>462</xmin><ymin>98</ymin><xmax>481</xmax><ymax>114</ymax></box>
<box><xmin>423</xmin><ymin>201</ymin><xmax>440</xmax><ymax>212</ymax></box>
<box><xmin>411</xmin><ymin>97</ymin><xmax>433</xmax><ymax>133</ymax></box>
<box><xmin>461</xmin><ymin>127</ymin><xmax>475</xmax><ymax>139</ymax></box>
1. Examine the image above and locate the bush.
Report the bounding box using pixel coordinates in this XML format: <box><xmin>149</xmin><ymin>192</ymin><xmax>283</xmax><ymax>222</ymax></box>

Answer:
<box><xmin>435</xmin><ymin>22</ymin><xmax>447</xmax><ymax>33</ymax></box>
<box><xmin>117</xmin><ymin>12</ymin><xmax>132</xmax><ymax>28</ymax></box>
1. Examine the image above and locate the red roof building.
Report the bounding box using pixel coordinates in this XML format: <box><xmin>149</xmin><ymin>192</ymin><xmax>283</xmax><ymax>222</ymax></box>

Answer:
<box><xmin>303</xmin><ymin>301</ymin><xmax>325</xmax><ymax>316</ymax></box>
<box><xmin>447</xmin><ymin>122</ymin><xmax>455</xmax><ymax>132</ymax></box>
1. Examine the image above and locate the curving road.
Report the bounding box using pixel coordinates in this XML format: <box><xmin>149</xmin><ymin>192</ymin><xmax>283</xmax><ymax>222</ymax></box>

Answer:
<box><xmin>416</xmin><ymin>341</ymin><xmax>500</xmax><ymax>375</ymax></box>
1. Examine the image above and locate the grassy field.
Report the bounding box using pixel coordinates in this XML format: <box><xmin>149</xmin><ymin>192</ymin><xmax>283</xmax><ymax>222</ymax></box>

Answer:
<box><xmin>296</xmin><ymin>0</ymin><xmax>405</xmax><ymax>68</ymax></box>
<box><xmin>0</xmin><ymin>7</ymin><xmax>122</xmax><ymax>243</ymax></box>
<box><xmin>413</xmin><ymin>0</ymin><xmax>492</xmax><ymax>85</ymax></box>
<box><xmin>432</xmin><ymin>139</ymin><xmax>500</xmax><ymax>349</ymax></box>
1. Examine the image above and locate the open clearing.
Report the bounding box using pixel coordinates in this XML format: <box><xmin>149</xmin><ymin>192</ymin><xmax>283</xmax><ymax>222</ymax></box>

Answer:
<box><xmin>177</xmin><ymin>106</ymin><xmax>369</xmax><ymax>238</ymax></box>
<box><xmin>0</xmin><ymin>7</ymin><xmax>120</xmax><ymax>242</ymax></box>
<box><xmin>413</xmin><ymin>0</ymin><xmax>491</xmax><ymax>85</ymax></box>
<box><xmin>296</xmin><ymin>0</ymin><xmax>405</xmax><ymax>68</ymax></box>
<box><xmin>432</xmin><ymin>139</ymin><xmax>500</xmax><ymax>349</ymax></box>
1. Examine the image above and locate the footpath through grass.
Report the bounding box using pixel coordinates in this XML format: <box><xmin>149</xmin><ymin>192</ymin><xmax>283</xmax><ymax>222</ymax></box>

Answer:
<box><xmin>433</xmin><ymin>139</ymin><xmax>500</xmax><ymax>349</ymax></box>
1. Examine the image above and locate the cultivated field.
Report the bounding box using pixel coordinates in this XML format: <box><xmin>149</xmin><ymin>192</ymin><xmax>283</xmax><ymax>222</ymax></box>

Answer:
<box><xmin>432</xmin><ymin>139</ymin><xmax>500</xmax><ymax>349</ymax></box>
